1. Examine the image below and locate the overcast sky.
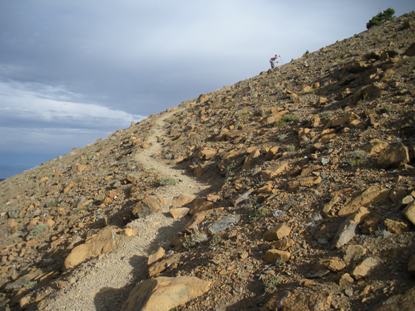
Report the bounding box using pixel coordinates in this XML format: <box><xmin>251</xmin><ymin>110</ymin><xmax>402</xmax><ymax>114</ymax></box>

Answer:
<box><xmin>0</xmin><ymin>1</ymin><xmax>414</xmax><ymax>178</ymax></box>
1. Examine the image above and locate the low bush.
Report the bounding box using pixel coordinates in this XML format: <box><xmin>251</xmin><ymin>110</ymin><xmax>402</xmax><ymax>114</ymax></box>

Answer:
<box><xmin>366</xmin><ymin>8</ymin><xmax>395</xmax><ymax>29</ymax></box>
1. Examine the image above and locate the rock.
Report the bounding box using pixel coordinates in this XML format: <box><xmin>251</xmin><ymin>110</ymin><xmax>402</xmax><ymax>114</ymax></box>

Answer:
<box><xmin>311</xmin><ymin>115</ymin><xmax>321</xmax><ymax>127</ymax></box>
<box><xmin>305</xmin><ymin>263</ymin><xmax>330</xmax><ymax>279</ymax></box>
<box><xmin>262</xmin><ymin>161</ymin><xmax>290</xmax><ymax>179</ymax></box>
<box><xmin>7</xmin><ymin>219</ymin><xmax>18</xmax><ymax>233</ymax></box>
<box><xmin>19</xmin><ymin>294</ymin><xmax>31</xmax><ymax>308</ymax></box>
<box><xmin>264</xmin><ymin>287</ymin><xmax>333</xmax><ymax>311</ymax></box>
<box><xmin>264</xmin><ymin>110</ymin><xmax>288</xmax><ymax>125</ymax></box>
<box><xmin>376</xmin><ymin>142</ymin><xmax>410</xmax><ymax>168</ymax></box>
<box><xmin>257</xmin><ymin>182</ymin><xmax>274</xmax><ymax>194</ymax></box>
<box><xmin>190</xmin><ymin>198</ymin><xmax>214</xmax><ymax>214</ymax></box>
<box><xmin>148</xmin><ymin>253</ymin><xmax>181</xmax><ymax>277</ymax></box>
<box><xmin>339</xmin><ymin>273</ymin><xmax>354</xmax><ymax>287</ymax></box>
<box><xmin>169</xmin><ymin>207</ymin><xmax>190</xmax><ymax>219</ymax></box>
<box><xmin>76</xmin><ymin>197</ymin><xmax>93</xmax><ymax>210</ymax></box>
<box><xmin>206</xmin><ymin>193</ymin><xmax>220</xmax><ymax>202</ymax></box>
<box><xmin>402</xmin><ymin>195</ymin><xmax>414</xmax><ymax>205</ymax></box>
<box><xmin>344</xmin><ymin>244</ymin><xmax>367</xmax><ymax>264</ymax></box>
<box><xmin>208</xmin><ymin>214</ymin><xmax>240</xmax><ymax>234</ymax></box>
<box><xmin>124</xmin><ymin>227</ymin><xmax>138</xmax><ymax>237</ymax></box>
<box><xmin>334</xmin><ymin>207</ymin><xmax>368</xmax><ymax>248</ymax></box>
<box><xmin>403</xmin><ymin>202</ymin><xmax>415</xmax><ymax>225</ymax></box>
<box><xmin>263</xmin><ymin>249</ymin><xmax>291</xmax><ymax>263</ymax></box>
<box><xmin>263</xmin><ymin>223</ymin><xmax>292</xmax><ymax>241</ymax></box>
<box><xmin>200</xmin><ymin>147</ymin><xmax>217</xmax><ymax>160</ymax></box>
<box><xmin>243</xmin><ymin>147</ymin><xmax>261</xmax><ymax>169</ymax></box>
<box><xmin>322</xmin><ymin>193</ymin><xmax>342</xmax><ymax>216</ymax></box>
<box><xmin>333</xmin><ymin>207</ymin><xmax>369</xmax><ymax>248</ymax></box>
<box><xmin>408</xmin><ymin>255</ymin><xmax>415</xmax><ymax>275</ymax></box>
<box><xmin>376</xmin><ymin>287</ymin><xmax>415</xmax><ymax>311</ymax></box>
<box><xmin>384</xmin><ymin>218</ymin><xmax>409</xmax><ymax>234</ymax></box>
<box><xmin>186</xmin><ymin>211</ymin><xmax>208</xmax><ymax>231</ymax></box>
<box><xmin>273</xmin><ymin>238</ymin><xmax>295</xmax><ymax>251</ymax></box>
<box><xmin>147</xmin><ymin>247</ymin><xmax>165</xmax><ymax>266</ymax></box>
<box><xmin>338</xmin><ymin>185</ymin><xmax>388</xmax><ymax>216</ymax></box>
<box><xmin>302</xmin><ymin>85</ymin><xmax>313</xmax><ymax>93</ymax></box>
<box><xmin>319</xmin><ymin>96</ymin><xmax>329</xmax><ymax>105</ymax></box>
<box><xmin>321</xmin><ymin>257</ymin><xmax>346</xmax><ymax>272</ymax></box>
<box><xmin>321</xmin><ymin>157</ymin><xmax>330</xmax><ymax>165</ymax></box>
<box><xmin>122</xmin><ymin>276</ymin><xmax>211</xmax><ymax>311</ymax></box>
<box><xmin>368</xmin><ymin>139</ymin><xmax>388</xmax><ymax>155</ymax></box>
<box><xmin>63</xmin><ymin>180</ymin><xmax>76</xmax><ymax>194</ymax></box>
<box><xmin>171</xmin><ymin>194</ymin><xmax>196</xmax><ymax>208</ymax></box>
<box><xmin>287</xmin><ymin>176</ymin><xmax>322</xmax><ymax>191</ymax></box>
<box><xmin>326</xmin><ymin>111</ymin><xmax>360</xmax><ymax>128</ymax></box>
<box><xmin>266</xmin><ymin>146</ymin><xmax>280</xmax><ymax>157</ymax></box>
<box><xmin>64</xmin><ymin>226</ymin><xmax>118</xmax><ymax>269</ymax></box>
<box><xmin>133</xmin><ymin>195</ymin><xmax>165</xmax><ymax>218</ymax></box>
<box><xmin>352</xmin><ymin>257</ymin><xmax>379</xmax><ymax>279</ymax></box>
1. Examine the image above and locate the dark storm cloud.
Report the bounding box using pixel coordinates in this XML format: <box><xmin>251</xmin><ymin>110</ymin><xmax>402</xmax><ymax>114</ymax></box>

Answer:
<box><xmin>0</xmin><ymin>0</ymin><xmax>414</xmax><ymax>177</ymax></box>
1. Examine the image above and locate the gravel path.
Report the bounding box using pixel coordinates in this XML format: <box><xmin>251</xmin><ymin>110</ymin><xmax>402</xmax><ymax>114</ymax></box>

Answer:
<box><xmin>41</xmin><ymin>108</ymin><xmax>208</xmax><ymax>311</ymax></box>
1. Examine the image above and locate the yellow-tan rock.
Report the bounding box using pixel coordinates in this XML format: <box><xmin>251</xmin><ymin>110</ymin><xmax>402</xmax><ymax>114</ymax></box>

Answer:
<box><xmin>124</xmin><ymin>227</ymin><xmax>138</xmax><ymax>237</ymax></box>
<box><xmin>122</xmin><ymin>276</ymin><xmax>211</xmax><ymax>311</ymax></box>
<box><xmin>321</xmin><ymin>257</ymin><xmax>346</xmax><ymax>272</ymax></box>
<box><xmin>264</xmin><ymin>223</ymin><xmax>291</xmax><ymax>241</ymax></box>
<box><xmin>200</xmin><ymin>147</ymin><xmax>217</xmax><ymax>160</ymax></box>
<box><xmin>147</xmin><ymin>247</ymin><xmax>165</xmax><ymax>266</ymax></box>
<box><xmin>263</xmin><ymin>249</ymin><xmax>291</xmax><ymax>263</ymax></box>
<box><xmin>169</xmin><ymin>207</ymin><xmax>190</xmax><ymax>219</ymax></box>
<box><xmin>404</xmin><ymin>202</ymin><xmax>415</xmax><ymax>225</ymax></box>
<box><xmin>376</xmin><ymin>142</ymin><xmax>410</xmax><ymax>168</ymax></box>
<box><xmin>352</xmin><ymin>257</ymin><xmax>379</xmax><ymax>279</ymax></box>
<box><xmin>148</xmin><ymin>253</ymin><xmax>181</xmax><ymax>277</ymax></box>
<box><xmin>338</xmin><ymin>185</ymin><xmax>389</xmax><ymax>216</ymax></box>
<box><xmin>64</xmin><ymin>226</ymin><xmax>118</xmax><ymax>269</ymax></box>
<box><xmin>171</xmin><ymin>194</ymin><xmax>196</xmax><ymax>208</ymax></box>
<box><xmin>288</xmin><ymin>175</ymin><xmax>322</xmax><ymax>190</ymax></box>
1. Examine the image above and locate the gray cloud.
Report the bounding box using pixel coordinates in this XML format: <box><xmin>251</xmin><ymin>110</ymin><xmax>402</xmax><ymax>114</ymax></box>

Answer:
<box><xmin>0</xmin><ymin>81</ymin><xmax>142</xmax><ymax>130</ymax></box>
<box><xmin>0</xmin><ymin>0</ymin><xmax>414</xmax><ymax>177</ymax></box>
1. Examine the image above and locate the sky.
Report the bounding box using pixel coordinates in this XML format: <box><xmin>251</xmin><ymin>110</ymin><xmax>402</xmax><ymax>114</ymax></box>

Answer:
<box><xmin>0</xmin><ymin>1</ymin><xmax>414</xmax><ymax>178</ymax></box>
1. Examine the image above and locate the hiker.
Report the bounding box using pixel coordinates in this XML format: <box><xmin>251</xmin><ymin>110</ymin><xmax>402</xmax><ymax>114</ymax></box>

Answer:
<box><xmin>269</xmin><ymin>54</ymin><xmax>280</xmax><ymax>69</ymax></box>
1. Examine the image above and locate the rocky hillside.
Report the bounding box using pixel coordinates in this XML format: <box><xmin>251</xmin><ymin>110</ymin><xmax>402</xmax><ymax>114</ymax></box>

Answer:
<box><xmin>1</xmin><ymin>12</ymin><xmax>415</xmax><ymax>311</ymax></box>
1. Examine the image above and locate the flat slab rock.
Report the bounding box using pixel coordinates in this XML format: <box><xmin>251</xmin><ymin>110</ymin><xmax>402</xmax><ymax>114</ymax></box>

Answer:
<box><xmin>122</xmin><ymin>276</ymin><xmax>211</xmax><ymax>311</ymax></box>
<box><xmin>64</xmin><ymin>226</ymin><xmax>119</xmax><ymax>269</ymax></box>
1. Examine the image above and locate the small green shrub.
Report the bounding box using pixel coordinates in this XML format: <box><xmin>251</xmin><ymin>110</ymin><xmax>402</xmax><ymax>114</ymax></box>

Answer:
<box><xmin>366</xmin><ymin>8</ymin><xmax>395</xmax><ymax>29</ymax></box>
<box><xmin>182</xmin><ymin>232</ymin><xmax>208</xmax><ymax>249</ymax></box>
<box><xmin>285</xmin><ymin>144</ymin><xmax>296</xmax><ymax>152</ymax></box>
<box><xmin>247</xmin><ymin>205</ymin><xmax>271</xmax><ymax>221</ymax></box>
<box><xmin>282</xmin><ymin>113</ymin><xmax>299</xmax><ymax>123</ymax></box>
<box><xmin>209</xmin><ymin>235</ymin><xmax>223</xmax><ymax>249</ymax></box>
<box><xmin>345</xmin><ymin>150</ymin><xmax>368</xmax><ymax>167</ymax></box>
<box><xmin>262</xmin><ymin>273</ymin><xmax>283</xmax><ymax>293</ymax></box>
<box><xmin>158</xmin><ymin>177</ymin><xmax>177</xmax><ymax>186</ymax></box>
<box><xmin>27</xmin><ymin>224</ymin><xmax>48</xmax><ymax>239</ymax></box>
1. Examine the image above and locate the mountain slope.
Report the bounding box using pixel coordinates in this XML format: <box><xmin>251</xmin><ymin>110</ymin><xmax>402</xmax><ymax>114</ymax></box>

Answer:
<box><xmin>1</xmin><ymin>12</ymin><xmax>415</xmax><ymax>311</ymax></box>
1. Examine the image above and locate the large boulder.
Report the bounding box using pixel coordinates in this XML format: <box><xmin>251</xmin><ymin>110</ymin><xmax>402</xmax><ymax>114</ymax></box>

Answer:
<box><xmin>64</xmin><ymin>226</ymin><xmax>118</xmax><ymax>269</ymax></box>
<box><xmin>338</xmin><ymin>185</ymin><xmax>389</xmax><ymax>216</ymax></box>
<box><xmin>374</xmin><ymin>142</ymin><xmax>410</xmax><ymax>168</ymax></box>
<box><xmin>122</xmin><ymin>276</ymin><xmax>211</xmax><ymax>311</ymax></box>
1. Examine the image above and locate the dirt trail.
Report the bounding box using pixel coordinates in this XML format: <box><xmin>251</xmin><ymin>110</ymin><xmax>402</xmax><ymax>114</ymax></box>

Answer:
<box><xmin>42</xmin><ymin>108</ymin><xmax>208</xmax><ymax>311</ymax></box>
